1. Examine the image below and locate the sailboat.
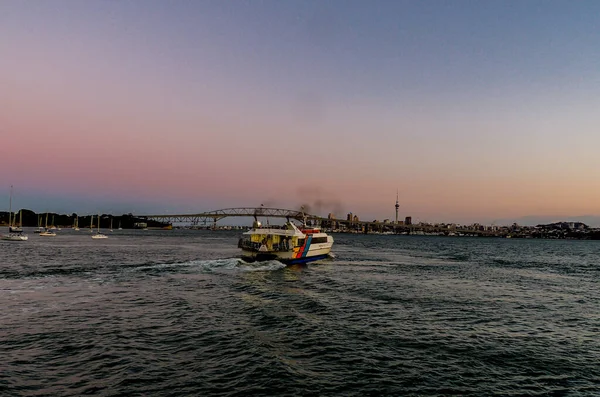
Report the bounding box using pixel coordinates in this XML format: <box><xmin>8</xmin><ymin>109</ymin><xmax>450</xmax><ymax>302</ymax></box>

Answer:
<box><xmin>110</xmin><ymin>217</ymin><xmax>113</xmax><ymax>232</ymax></box>
<box><xmin>1</xmin><ymin>209</ymin><xmax>28</xmax><ymax>241</ymax></box>
<box><xmin>9</xmin><ymin>210</ymin><xmax>24</xmax><ymax>233</ymax></box>
<box><xmin>48</xmin><ymin>215</ymin><xmax>57</xmax><ymax>230</ymax></box>
<box><xmin>118</xmin><ymin>220</ymin><xmax>122</xmax><ymax>230</ymax></box>
<box><xmin>40</xmin><ymin>212</ymin><xmax>56</xmax><ymax>236</ymax></box>
<box><xmin>91</xmin><ymin>214</ymin><xmax>107</xmax><ymax>239</ymax></box>
<box><xmin>7</xmin><ymin>186</ymin><xmax>23</xmax><ymax>233</ymax></box>
<box><xmin>1</xmin><ymin>232</ymin><xmax>28</xmax><ymax>241</ymax></box>
<box><xmin>2</xmin><ymin>187</ymin><xmax>28</xmax><ymax>241</ymax></box>
<box><xmin>35</xmin><ymin>215</ymin><xmax>44</xmax><ymax>233</ymax></box>
<box><xmin>73</xmin><ymin>215</ymin><xmax>80</xmax><ymax>231</ymax></box>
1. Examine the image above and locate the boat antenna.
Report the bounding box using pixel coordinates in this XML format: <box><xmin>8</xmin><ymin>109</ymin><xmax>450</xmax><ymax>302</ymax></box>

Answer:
<box><xmin>252</xmin><ymin>208</ymin><xmax>261</xmax><ymax>229</ymax></box>
<box><xmin>300</xmin><ymin>206</ymin><xmax>307</xmax><ymax>227</ymax></box>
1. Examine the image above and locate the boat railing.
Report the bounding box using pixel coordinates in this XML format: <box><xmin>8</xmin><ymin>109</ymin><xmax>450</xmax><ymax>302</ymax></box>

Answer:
<box><xmin>238</xmin><ymin>239</ymin><xmax>293</xmax><ymax>252</ymax></box>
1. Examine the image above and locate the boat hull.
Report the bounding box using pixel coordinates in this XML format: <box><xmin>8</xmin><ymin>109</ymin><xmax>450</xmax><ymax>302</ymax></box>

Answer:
<box><xmin>1</xmin><ymin>234</ymin><xmax>28</xmax><ymax>241</ymax></box>
<box><xmin>241</xmin><ymin>253</ymin><xmax>330</xmax><ymax>265</ymax></box>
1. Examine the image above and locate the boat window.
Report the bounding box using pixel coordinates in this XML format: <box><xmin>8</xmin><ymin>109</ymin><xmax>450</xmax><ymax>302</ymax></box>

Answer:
<box><xmin>311</xmin><ymin>237</ymin><xmax>328</xmax><ymax>244</ymax></box>
<box><xmin>297</xmin><ymin>239</ymin><xmax>305</xmax><ymax>247</ymax></box>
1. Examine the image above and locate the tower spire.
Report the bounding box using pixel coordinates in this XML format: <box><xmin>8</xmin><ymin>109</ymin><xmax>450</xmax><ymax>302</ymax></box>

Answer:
<box><xmin>395</xmin><ymin>189</ymin><xmax>399</xmax><ymax>224</ymax></box>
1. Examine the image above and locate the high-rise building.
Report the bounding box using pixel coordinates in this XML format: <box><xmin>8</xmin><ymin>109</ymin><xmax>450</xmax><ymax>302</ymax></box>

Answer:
<box><xmin>347</xmin><ymin>212</ymin><xmax>353</xmax><ymax>222</ymax></box>
<box><xmin>405</xmin><ymin>216</ymin><xmax>412</xmax><ymax>225</ymax></box>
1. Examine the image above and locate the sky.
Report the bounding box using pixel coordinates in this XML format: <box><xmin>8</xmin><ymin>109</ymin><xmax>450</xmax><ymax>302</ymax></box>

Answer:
<box><xmin>1</xmin><ymin>0</ymin><xmax>600</xmax><ymax>225</ymax></box>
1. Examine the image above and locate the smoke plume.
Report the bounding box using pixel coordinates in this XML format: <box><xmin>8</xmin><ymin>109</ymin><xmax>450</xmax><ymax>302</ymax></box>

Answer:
<box><xmin>296</xmin><ymin>186</ymin><xmax>344</xmax><ymax>218</ymax></box>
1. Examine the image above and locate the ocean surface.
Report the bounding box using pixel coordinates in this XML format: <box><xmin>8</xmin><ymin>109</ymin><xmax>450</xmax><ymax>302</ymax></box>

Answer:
<box><xmin>1</xmin><ymin>229</ymin><xmax>599</xmax><ymax>396</ymax></box>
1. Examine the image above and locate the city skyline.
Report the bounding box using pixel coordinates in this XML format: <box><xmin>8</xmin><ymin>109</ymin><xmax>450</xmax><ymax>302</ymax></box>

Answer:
<box><xmin>2</xmin><ymin>1</ymin><xmax>600</xmax><ymax>225</ymax></box>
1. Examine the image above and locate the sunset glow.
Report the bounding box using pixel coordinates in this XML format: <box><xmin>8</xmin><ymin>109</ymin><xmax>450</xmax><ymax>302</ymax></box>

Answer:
<box><xmin>2</xmin><ymin>1</ymin><xmax>600</xmax><ymax>225</ymax></box>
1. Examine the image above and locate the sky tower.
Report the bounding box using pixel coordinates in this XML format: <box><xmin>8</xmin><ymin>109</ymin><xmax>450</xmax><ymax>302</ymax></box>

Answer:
<box><xmin>395</xmin><ymin>190</ymin><xmax>399</xmax><ymax>224</ymax></box>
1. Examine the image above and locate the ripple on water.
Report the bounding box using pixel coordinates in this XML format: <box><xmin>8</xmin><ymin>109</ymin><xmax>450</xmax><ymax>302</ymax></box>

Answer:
<box><xmin>1</xmin><ymin>232</ymin><xmax>600</xmax><ymax>395</ymax></box>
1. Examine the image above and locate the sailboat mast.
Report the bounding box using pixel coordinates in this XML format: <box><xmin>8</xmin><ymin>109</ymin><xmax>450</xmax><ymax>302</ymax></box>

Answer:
<box><xmin>8</xmin><ymin>185</ymin><xmax>12</xmax><ymax>227</ymax></box>
<box><xmin>45</xmin><ymin>213</ymin><xmax>48</xmax><ymax>228</ymax></box>
<box><xmin>97</xmin><ymin>214</ymin><xmax>100</xmax><ymax>232</ymax></box>
<box><xmin>90</xmin><ymin>214</ymin><xmax>93</xmax><ymax>231</ymax></box>
<box><xmin>19</xmin><ymin>210</ymin><xmax>22</xmax><ymax>227</ymax></box>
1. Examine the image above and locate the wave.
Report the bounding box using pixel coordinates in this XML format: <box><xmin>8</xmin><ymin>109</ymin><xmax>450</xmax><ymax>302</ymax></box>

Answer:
<box><xmin>135</xmin><ymin>258</ymin><xmax>287</xmax><ymax>273</ymax></box>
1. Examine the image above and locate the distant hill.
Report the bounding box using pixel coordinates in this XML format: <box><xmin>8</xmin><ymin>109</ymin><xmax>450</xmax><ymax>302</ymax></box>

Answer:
<box><xmin>535</xmin><ymin>221</ymin><xmax>589</xmax><ymax>230</ymax></box>
<box><xmin>491</xmin><ymin>215</ymin><xmax>600</xmax><ymax>228</ymax></box>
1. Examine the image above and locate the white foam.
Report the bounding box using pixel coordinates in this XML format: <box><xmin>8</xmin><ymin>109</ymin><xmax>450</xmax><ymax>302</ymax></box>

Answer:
<box><xmin>135</xmin><ymin>258</ymin><xmax>286</xmax><ymax>273</ymax></box>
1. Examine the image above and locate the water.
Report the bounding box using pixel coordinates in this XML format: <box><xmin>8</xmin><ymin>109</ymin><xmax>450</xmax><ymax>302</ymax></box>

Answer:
<box><xmin>2</xmin><ymin>229</ymin><xmax>599</xmax><ymax>396</ymax></box>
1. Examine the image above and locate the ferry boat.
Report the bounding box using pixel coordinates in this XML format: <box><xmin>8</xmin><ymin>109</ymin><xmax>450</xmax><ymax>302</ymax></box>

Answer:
<box><xmin>238</xmin><ymin>219</ymin><xmax>334</xmax><ymax>264</ymax></box>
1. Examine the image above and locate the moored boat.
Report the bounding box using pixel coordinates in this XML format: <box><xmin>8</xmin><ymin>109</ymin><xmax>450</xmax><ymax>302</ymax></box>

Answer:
<box><xmin>238</xmin><ymin>219</ymin><xmax>334</xmax><ymax>264</ymax></box>
<box><xmin>1</xmin><ymin>232</ymin><xmax>29</xmax><ymax>241</ymax></box>
<box><xmin>7</xmin><ymin>186</ymin><xmax>24</xmax><ymax>233</ymax></box>
<box><xmin>4</xmin><ymin>186</ymin><xmax>27</xmax><ymax>240</ymax></box>
<box><xmin>91</xmin><ymin>214</ymin><xmax>107</xmax><ymax>239</ymax></box>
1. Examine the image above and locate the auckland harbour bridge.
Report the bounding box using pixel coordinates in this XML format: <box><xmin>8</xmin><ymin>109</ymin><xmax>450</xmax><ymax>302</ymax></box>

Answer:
<box><xmin>135</xmin><ymin>207</ymin><xmax>495</xmax><ymax>236</ymax></box>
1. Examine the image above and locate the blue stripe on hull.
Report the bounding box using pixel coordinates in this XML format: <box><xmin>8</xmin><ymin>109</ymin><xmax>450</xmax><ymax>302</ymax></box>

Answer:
<box><xmin>301</xmin><ymin>235</ymin><xmax>313</xmax><ymax>258</ymax></box>
<box><xmin>284</xmin><ymin>254</ymin><xmax>329</xmax><ymax>265</ymax></box>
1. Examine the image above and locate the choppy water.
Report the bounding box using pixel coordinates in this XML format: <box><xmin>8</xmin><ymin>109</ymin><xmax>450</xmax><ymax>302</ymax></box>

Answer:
<box><xmin>2</xmin><ymin>229</ymin><xmax>599</xmax><ymax>396</ymax></box>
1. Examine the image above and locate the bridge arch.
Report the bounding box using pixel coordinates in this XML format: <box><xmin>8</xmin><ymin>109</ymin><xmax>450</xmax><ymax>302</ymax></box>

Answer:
<box><xmin>136</xmin><ymin>207</ymin><xmax>319</xmax><ymax>225</ymax></box>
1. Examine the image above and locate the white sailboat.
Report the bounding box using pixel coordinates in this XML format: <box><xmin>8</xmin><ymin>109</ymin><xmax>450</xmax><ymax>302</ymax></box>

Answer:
<box><xmin>91</xmin><ymin>214</ymin><xmax>107</xmax><ymax>239</ymax></box>
<box><xmin>2</xmin><ymin>186</ymin><xmax>28</xmax><ymax>241</ymax></box>
<box><xmin>1</xmin><ymin>210</ymin><xmax>28</xmax><ymax>241</ymax></box>
<box><xmin>40</xmin><ymin>212</ymin><xmax>56</xmax><ymax>236</ymax></box>
<box><xmin>7</xmin><ymin>186</ymin><xmax>23</xmax><ymax>233</ymax></box>
<box><xmin>48</xmin><ymin>215</ymin><xmax>57</xmax><ymax>230</ymax></box>
<box><xmin>73</xmin><ymin>215</ymin><xmax>80</xmax><ymax>231</ymax></box>
<box><xmin>110</xmin><ymin>217</ymin><xmax>113</xmax><ymax>232</ymax></box>
<box><xmin>118</xmin><ymin>220</ymin><xmax>122</xmax><ymax>230</ymax></box>
<box><xmin>34</xmin><ymin>214</ymin><xmax>44</xmax><ymax>233</ymax></box>
<box><xmin>1</xmin><ymin>232</ymin><xmax>28</xmax><ymax>241</ymax></box>
<box><xmin>9</xmin><ymin>210</ymin><xmax>25</xmax><ymax>233</ymax></box>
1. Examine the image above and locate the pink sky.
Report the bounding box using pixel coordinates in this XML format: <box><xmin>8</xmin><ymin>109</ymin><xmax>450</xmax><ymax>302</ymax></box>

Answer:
<box><xmin>2</xmin><ymin>2</ymin><xmax>600</xmax><ymax>225</ymax></box>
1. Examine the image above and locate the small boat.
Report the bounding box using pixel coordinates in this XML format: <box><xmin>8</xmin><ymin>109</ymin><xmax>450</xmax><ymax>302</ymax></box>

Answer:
<box><xmin>48</xmin><ymin>215</ymin><xmax>57</xmax><ymax>230</ymax></box>
<box><xmin>9</xmin><ymin>210</ymin><xmax>24</xmax><ymax>233</ymax></box>
<box><xmin>73</xmin><ymin>215</ymin><xmax>80</xmax><ymax>231</ymax></box>
<box><xmin>34</xmin><ymin>215</ymin><xmax>44</xmax><ymax>233</ymax></box>
<box><xmin>238</xmin><ymin>217</ymin><xmax>334</xmax><ymax>265</ymax></box>
<box><xmin>91</xmin><ymin>214</ymin><xmax>107</xmax><ymax>239</ymax></box>
<box><xmin>1</xmin><ymin>232</ymin><xmax>28</xmax><ymax>241</ymax></box>
<box><xmin>39</xmin><ymin>213</ymin><xmax>56</xmax><ymax>236</ymax></box>
<box><xmin>7</xmin><ymin>186</ymin><xmax>24</xmax><ymax>233</ymax></box>
<box><xmin>2</xmin><ymin>188</ymin><xmax>28</xmax><ymax>240</ymax></box>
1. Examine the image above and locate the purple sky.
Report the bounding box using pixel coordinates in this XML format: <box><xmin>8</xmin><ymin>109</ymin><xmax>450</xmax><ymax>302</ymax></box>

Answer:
<box><xmin>2</xmin><ymin>1</ymin><xmax>600</xmax><ymax>225</ymax></box>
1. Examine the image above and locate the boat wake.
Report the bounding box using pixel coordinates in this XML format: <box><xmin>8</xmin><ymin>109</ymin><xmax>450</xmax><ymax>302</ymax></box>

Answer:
<box><xmin>135</xmin><ymin>258</ymin><xmax>287</xmax><ymax>273</ymax></box>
